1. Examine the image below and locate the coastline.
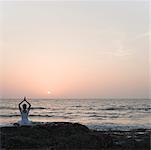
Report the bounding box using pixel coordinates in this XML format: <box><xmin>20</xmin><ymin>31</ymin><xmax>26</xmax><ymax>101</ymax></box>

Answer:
<box><xmin>1</xmin><ymin>122</ymin><xmax>150</xmax><ymax>150</ymax></box>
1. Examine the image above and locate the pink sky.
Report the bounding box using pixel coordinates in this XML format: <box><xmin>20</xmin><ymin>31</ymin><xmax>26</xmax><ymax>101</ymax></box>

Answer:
<box><xmin>0</xmin><ymin>1</ymin><xmax>150</xmax><ymax>99</ymax></box>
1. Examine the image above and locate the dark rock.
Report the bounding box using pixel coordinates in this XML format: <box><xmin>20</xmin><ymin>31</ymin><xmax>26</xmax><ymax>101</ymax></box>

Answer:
<box><xmin>0</xmin><ymin>122</ymin><xmax>150</xmax><ymax>150</ymax></box>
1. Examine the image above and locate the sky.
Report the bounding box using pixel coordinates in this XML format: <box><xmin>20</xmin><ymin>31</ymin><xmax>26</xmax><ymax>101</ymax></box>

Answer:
<box><xmin>0</xmin><ymin>0</ymin><xmax>150</xmax><ymax>99</ymax></box>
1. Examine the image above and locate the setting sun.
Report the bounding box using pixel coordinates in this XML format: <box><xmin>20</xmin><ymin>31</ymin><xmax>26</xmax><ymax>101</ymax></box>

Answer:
<box><xmin>47</xmin><ymin>91</ymin><xmax>51</xmax><ymax>95</ymax></box>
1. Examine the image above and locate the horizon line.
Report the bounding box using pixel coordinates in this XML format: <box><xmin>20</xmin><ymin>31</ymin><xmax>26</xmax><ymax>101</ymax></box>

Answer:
<box><xmin>0</xmin><ymin>97</ymin><xmax>150</xmax><ymax>100</ymax></box>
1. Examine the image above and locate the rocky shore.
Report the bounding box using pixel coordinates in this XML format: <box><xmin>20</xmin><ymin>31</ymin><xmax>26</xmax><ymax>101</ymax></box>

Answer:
<box><xmin>0</xmin><ymin>122</ymin><xmax>150</xmax><ymax>150</ymax></box>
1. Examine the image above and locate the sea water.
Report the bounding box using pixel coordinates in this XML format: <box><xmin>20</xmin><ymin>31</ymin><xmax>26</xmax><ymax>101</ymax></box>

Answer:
<box><xmin>0</xmin><ymin>99</ymin><xmax>151</xmax><ymax>130</ymax></box>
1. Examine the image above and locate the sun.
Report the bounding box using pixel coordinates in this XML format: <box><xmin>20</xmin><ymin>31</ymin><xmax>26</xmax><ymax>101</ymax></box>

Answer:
<box><xmin>47</xmin><ymin>91</ymin><xmax>51</xmax><ymax>95</ymax></box>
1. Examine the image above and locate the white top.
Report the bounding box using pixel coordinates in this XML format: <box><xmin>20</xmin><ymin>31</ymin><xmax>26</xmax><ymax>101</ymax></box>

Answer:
<box><xmin>19</xmin><ymin>110</ymin><xmax>31</xmax><ymax>125</ymax></box>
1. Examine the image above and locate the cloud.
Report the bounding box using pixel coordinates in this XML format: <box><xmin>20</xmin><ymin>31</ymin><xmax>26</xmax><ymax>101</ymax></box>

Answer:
<box><xmin>101</xmin><ymin>49</ymin><xmax>132</xmax><ymax>57</ymax></box>
<box><xmin>130</xmin><ymin>32</ymin><xmax>150</xmax><ymax>42</ymax></box>
<box><xmin>98</xmin><ymin>31</ymin><xmax>150</xmax><ymax>58</ymax></box>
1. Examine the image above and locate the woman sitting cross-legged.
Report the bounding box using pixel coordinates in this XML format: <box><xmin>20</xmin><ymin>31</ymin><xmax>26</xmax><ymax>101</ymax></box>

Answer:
<box><xmin>18</xmin><ymin>97</ymin><xmax>32</xmax><ymax>125</ymax></box>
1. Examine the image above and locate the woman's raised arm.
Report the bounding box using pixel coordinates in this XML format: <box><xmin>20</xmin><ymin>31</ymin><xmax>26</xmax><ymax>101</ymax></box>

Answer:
<box><xmin>18</xmin><ymin>97</ymin><xmax>26</xmax><ymax>111</ymax></box>
<box><xmin>24</xmin><ymin>98</ymin><xmax>31</xmax><ymax>110</ymax></box>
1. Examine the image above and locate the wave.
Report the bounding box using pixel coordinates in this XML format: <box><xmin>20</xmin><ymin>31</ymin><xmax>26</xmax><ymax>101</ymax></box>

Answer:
<box><xmin>0</xmin><ymin>107</ymin><xmax>18</xmax><ymax>110</ymax></box>
<box><xmin>1</xmin><ymin>106</ymin><xmax>150</xmax><ymax>111</ymax></box>
<box><xmin>88</xmin><ymin>114</ymin><xmax>119</xmax><ymax>119</ymax></box>
<box><xmin>0</xmin><ymin>114</ymin><xmax>69</xmax><ymax>118</ymax></box>
<box><xmin>87</xmin><ymin>123</ymin><xmax>151</xmax><ymax>131</ymax></box>
<box><xmin>71</xmin><ymin>105</ymin><xmax>82</xmax><ymax>108</ymax></box>
<box><xmin>100</xmin><ymin>107</ymin><xmax>151</xmax><ymax>111</ymax></box>
<box><xmin>0</xmin><ymin>107</ymin><xmax>47</xmax><ymax>110</ymax></box>
<box><xmin>30</xmin><ymin>114</ymin><xmax>54</xmax><ymax>117</ymax></box>
<box><xmin>0</xmin><ymin>114</ymin><xmax>20</xmax><ymax>117</ymax></box>
<box><xmin>31</xmin><ymin>107</ymin><xmax>46</xmax><ymax>110</ymax></box>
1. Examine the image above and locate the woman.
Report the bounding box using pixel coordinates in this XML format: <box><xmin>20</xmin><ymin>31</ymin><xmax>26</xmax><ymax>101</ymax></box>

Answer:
<box><xmin>18</xmin><ymin>97</ymin><xmax>31</xmax><ymax>125</ymax></box>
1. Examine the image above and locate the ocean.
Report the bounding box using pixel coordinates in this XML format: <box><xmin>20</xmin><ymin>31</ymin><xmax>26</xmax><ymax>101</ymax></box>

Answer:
<box><xmin>0</xmin><ymin>99</ymin><xmax>151</xmax><ymax>130</ymax></box>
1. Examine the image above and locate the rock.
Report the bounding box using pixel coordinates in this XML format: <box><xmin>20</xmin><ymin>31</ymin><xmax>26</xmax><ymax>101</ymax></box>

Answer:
<box><xmin>0</xmin><ymin>122</ymin><xmax>150</xmax><ymax>150</ymax></box>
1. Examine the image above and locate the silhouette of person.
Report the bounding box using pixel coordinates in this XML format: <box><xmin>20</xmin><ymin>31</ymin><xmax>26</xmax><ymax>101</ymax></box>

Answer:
<box><xmin>18</xmin><ymin>97</ymin><xmax>31</xmax><ymax>125</ymax></box>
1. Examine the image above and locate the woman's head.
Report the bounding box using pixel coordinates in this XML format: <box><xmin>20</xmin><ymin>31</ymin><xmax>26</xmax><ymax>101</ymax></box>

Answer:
<box><xmin>22</xmin><ymin>104</ymin><xmax>27</xmax><ymax>110</ymax></box>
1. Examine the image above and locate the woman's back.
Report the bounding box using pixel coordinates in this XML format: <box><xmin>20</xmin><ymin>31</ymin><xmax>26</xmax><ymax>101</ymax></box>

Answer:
<box><xmin>21</xmin><ymin>110</ymin><xmax>29</xmax><ymax>121</ymax></box>
<box><xmin>18</xmin><ymin>97</ymin><xmax>31</xmax><ymax>125</ymax></box>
